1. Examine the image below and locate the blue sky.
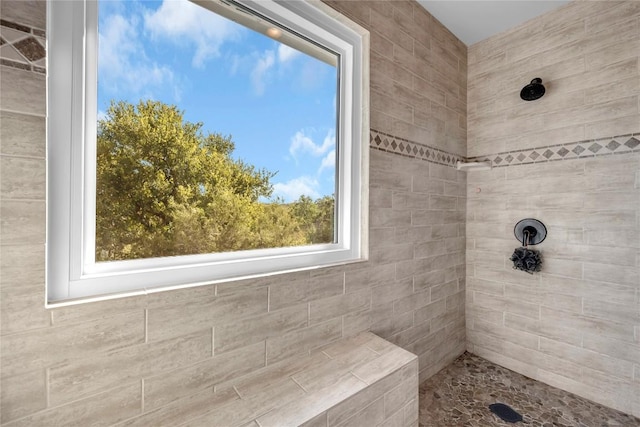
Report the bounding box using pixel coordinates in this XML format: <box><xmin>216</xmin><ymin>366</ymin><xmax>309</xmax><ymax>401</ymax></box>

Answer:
<box><xmin>97</xmin><ymin>0</ymin><xmax>338</xmax><ymax>202</ymax></box>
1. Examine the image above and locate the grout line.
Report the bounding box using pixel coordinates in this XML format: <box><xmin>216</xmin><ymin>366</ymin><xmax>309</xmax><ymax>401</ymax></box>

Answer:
<box><xmin>267</xmin><ymin>285</ymin><xmax>271</xmax><ymax>313</ymax></box>
<box><xmin>289</xmin><ymin>375</ymin><xmax>308</xmax><ymax>393</ymax></box>
<box><xmin>140</xmin><ymin>378</ymin><xmax>145</xmax><ymax>414</ymax></box>
<box><xmin>144</xmin><ymin>309</ymin><xmax>148</xmax><ymax>344</ymax></box>
<box><xmin>0</xmin><ymin>152</ymin><xmax>46</xmax><ymax>161</ymax></box>
<box><xmin>212</xmin><ymin>327</ymin><xmax>215</xmax><ymax>358</ymax></box>
<box><xmin>44</xmin><ymin>367</ymin><xmax>50</xmax><ymax>408</ymax></box>
<box><xmin>0</xmin><ymin>107</ymin><xmax>46</xmax><ymax>118</ymax></box>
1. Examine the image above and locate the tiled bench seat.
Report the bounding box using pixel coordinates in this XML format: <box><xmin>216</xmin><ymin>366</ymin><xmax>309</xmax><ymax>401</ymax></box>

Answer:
<box><xmin>181</xmin><ymin>332</ymin><xmax>419</xmax><ymax>427</ymax></box>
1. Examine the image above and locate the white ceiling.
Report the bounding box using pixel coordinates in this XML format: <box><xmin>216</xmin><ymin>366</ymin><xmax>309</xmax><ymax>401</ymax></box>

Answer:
<box><xmin>417</xmin><ymin>1</ymin><xmax>570</xmax><ymax>46</ymax></box>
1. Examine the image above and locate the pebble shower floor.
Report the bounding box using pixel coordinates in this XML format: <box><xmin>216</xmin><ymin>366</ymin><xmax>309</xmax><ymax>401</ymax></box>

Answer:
<box><xmin>419</xmin><ymin>352</ymin><xmax>639</xmax><ymax>426</ymax></box>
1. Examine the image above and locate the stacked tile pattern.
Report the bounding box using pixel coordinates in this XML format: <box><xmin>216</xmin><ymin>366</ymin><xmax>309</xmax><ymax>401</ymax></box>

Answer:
<box><xmin>328</xmin><ymin>0</ymin><xmax>467</xmax><ymax>158</ymax></box>
<box><xmin>109</xmin><ymin>333</ymin><xmax>419</xmax><ymax>426</ymax></box>
<box><xmin>0</xmin><ymin>0</ymin><xmax>467</xmax><ymax>424</ymax></box>
<box><xmin>466</xmin><ymin>0</ymin><xmax>640</xmax><ymax>418</ymax></box>
<box><xmin>467</xmin><ymin>1</ymin><xmax>640</xmax><ymax>158</ymax></box>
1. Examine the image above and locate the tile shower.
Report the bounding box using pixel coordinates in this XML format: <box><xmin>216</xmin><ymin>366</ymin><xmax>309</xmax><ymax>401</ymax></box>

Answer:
<box><xmin>0</xmin><ymin>0</ymin><xmax>638</xmax><ymax>425</ymax></box>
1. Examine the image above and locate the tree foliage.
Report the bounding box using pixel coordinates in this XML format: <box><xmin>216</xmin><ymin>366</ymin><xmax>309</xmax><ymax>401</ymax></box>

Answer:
<box><xmin>96</xmin><ymin>100</ymin><xmax>334</xmax><ymax>261</ymax></box>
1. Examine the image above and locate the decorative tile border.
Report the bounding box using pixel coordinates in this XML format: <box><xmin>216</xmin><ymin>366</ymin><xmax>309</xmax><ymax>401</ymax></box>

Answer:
<box><xmin>370</xmin><ymin>129</ymin><xmax>465</xmax><ymax>168</ymax></box>
<box><xmin>468</xmin><ymin>134</ymin><xmax>640</xmax><ymax>167</ymax></box>
<box><xmin>371</xmin><ymin>129</ymin><xmax>639</xmax><ymax>169</ymax></box>
<box><xmin>0</xmin><ymin>19</ymin><xmax>46</xmax><ymax>74</ymax></box>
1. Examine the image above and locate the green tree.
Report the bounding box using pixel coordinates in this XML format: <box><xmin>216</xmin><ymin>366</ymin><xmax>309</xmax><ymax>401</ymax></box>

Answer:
<box><xmin>291</xmin><ymin>194</ymin><xmax>335</xmax><ymax>244</ymax></box>
<box><xmin>96</xmin><ymin>100</ymin><xmax>307</xmax><ymax>260</ymax></box>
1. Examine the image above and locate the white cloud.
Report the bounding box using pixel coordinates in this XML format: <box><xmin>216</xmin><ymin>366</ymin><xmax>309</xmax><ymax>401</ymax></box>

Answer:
<box><xmin>318</xmin><ymin>149</ymin><xmax>335</xmax><ymax>175</ymax></box>
<box><xmin>289</xmin><ymin>129</ymin><xmax>335</xmax><ymax>159</ymax></box>
<box><xmin>143</xmin><ymin>0</ymin><xmax>241</xmax><ymax>68</ymax></box>
<box><xmin>99</xmin><ymin>12</ymin><xmax>176</xmax><ymax>98</ymax></box>
<box><xmin>251</xmin><ymin>50</ymin><xmax>275</xmax><ymax>96</ymax></box>
<box><xmin>273</xmin><ymin>176</ymin><xmax>320</xmax><ymax>202</ymax></box>
<box><xmin>277</xmin><ymin>44</ymin><xmax>300</xmax><ymax>63</ymax></box>
<box><xmin>242</xmin><ymin>43</ymin><xmax>301</xmax><ymax>96</ymax></box>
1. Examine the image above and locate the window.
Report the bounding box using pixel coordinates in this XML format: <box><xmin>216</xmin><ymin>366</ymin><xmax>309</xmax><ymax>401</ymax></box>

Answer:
<box><xmin>47</xmin><ymin>0</ymin><xmax>368</xmax><ymax>303</ymax></box>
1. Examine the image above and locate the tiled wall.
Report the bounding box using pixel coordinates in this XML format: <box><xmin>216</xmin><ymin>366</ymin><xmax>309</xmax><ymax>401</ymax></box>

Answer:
<box><xmin>0</xmin><ymin>0</ymin><xmax>467</xmax><ymax>424</ymax></box>
<box><xmin>466</xmin><ymin>0</ymin><xmax>640</xmax><ymax>417</ymax></box>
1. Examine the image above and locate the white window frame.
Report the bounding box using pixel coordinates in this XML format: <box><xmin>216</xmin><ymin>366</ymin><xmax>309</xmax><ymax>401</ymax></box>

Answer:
<box><xmin>47</xmin><ymin>0</ymin><xmax>369</xmax><ymax>304</ymax></box>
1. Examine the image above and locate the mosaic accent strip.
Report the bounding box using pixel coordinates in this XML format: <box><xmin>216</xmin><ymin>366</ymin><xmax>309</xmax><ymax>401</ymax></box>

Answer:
<box><xmin>0</xmin><ymin>19</ymin><xmax>46</xmax><ymax>74</ymax></box>
<box><xmin>468</xmin><ymin>134</ymin><xmax>640</xmax><ymax>167</ymax></box>
<box><xmin>370</xmin><ymin>129</ymin><xmax>465</xmax><ymax>167</ymax></box>
<box><xmin>371</xmin><ymin>130</ymin><xmax>639</xmax><ymax>168</ymax></box>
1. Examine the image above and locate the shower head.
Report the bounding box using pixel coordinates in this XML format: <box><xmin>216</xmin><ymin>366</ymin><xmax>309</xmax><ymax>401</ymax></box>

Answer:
<box><xmin>520</xmin><ymin>78</ymin><xmax>545</xmax><ymax>101</ymax></box>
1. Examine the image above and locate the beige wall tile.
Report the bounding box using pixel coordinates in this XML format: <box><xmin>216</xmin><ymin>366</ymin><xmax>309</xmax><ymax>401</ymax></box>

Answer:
<box><xmin>0</xmin><ymin>369</ymin><xmax>46</xmax><ymax>423</ymax></box>
<box><xmin>405</xmin><ymin>327</ymin><xmax>447</xmax><ymax>356</ymax></box>
<box><xmin>0</xmin><ymin>200</ymin><xmax>45</xmax><ymax>245</ymax></box>
<box><xmin>48</xmin><ymin>331</ymin><xmax>212</xmax><ymax>406</ymax></box>
<box><xmin>583</xmin><ymin>262</ymin><xmax>639</xmax><ymax>287</ymax></box>
<box><xmin>0</xmin><ymin>111</ymin><xmax>45</xmax><ymax>158</ymax></box>
<box><xmin>335</xmin><ymin>396</ymin><xmax>385</xmax><ymax>427</ymax></box>
<box><xmin>270</xmin><ymin>273</ymin><xmax>343</xmax><ymax>312</ymax></box>
<box><xmin>266</xmin><ymin>318</ymin><xmax>342</xmax><ymax>364</ymax></box>
<box><xmin>370</xmin><ymin>209</ymin><xmax>412</xmax><ymax>228</ymax></box>
<box><xmin>1</xmin><ymin>310</ymin><xmax>145</xmax><ymax>377</ymax></box>
<box><xmin>215</xmin><ymin>304</ymin><xmax>308</xmax><ymax>354</ymax></box>
<box><xmin>226</xmin><ymin>351</ymin><xmax>329</xmax><ymax>396</ymax></box>
<box><xmin>371</xmin><ymin>308</ymin><xmax>413</xmax><ymax>340</ymax></box>
<box><xmin>0</xmin><ymin>1</ymin><xmax>46</xmax><ymax>29</ymax></box>
<box><xmin>345</xmin><ymin>264</ymin><xmax>394</xmax><ymax>294</ymax></box>
<box><xmin>583</xmin><ymin>333</ymin><xmax>640</xmax><ymax>366</ymax></box>
<box><xmin>120</xmin><ymin>387</ymin><xmax>238</xmax><ymax>427</ymax></box>
<box><xmin>389</xmin><ymin>319</ymin><xmax>431</xmax><ymax>349</ymax></box>
<box><xmin>294</xmin><ymin>348</ymin><xmax>377</xmax><ymax>393</ymax></box>
<box><xmin>583</xmin><ymin>299</ymin><xmax>640</xmax><ymax>325</ymax></box>
<box><xmin>184</xmin><ymin>376</ymin><xmax>304</xmax><ymax>427</ymax></box>
<box><xmin>147</xmin><ymin>287</ymin><xmax>268</xmax><ymax>342</ymax></box>
<box><xmin>0</xmin><ymin>244</ymin><xmax>44</xmax><ymax>290</ymax></box>
<box><xmin>299</xmin><ymin>412</ymin><xmax>327</xmax><ymax>427</ymax></box>
<box><xmin>0</xmin><ymin>286</ymin><xmax>49</xmax><ymax>334</ymax></box>
<box><xmin>50</xmin><ymin>296</ymin><xmax>146</xmax><ymax>326</ymax></box>
<box><xmin>343</xmin><ymin>310</ymin><xmax>372</xmax><ymax>337</ymax></box>
<box><xmin>371</xmin><ymin>278</ymin><xmax>414</xmax><ymax>308</ymax></box>
<box><xmin>260</xmin><ymin>374</ymin><xmax>366</xmax><ymax>427</ymax></box>
<box><xmin>310</xmin><ymin>290</ymin><xmax>371</xmax><ymax>325</ymax></box>
<box><xmin>143</xmin><ymin>341</ymin><xmax>264</xmax><ymax>411</ymax></box>
<box><xmin>0</xmin><ymin>66</ymin><xmax>45</xmax><ymax>116</ymax></box>
<box><xmin>584</xmin><ymin>114</ymin><xmax>640</xmax><ymax>140</ymax></box>
<box><xmin>584</xmin><ymin>2</ymin><xmax>640</xmax><ymax>34</ymax></box>
<box><xmin>371</xmin><ymin>242</ymin><xmax>415</xmax><ymax>265</ymax></box>
<box><xmin>393</xmin><ymin>289</ymin><xmax>430</xmax><ymax>316</ymax></box>
<box><xmin>403</xmin><ymin>397</ymin><xmax>419</xmax><ymax>426</ymax></box>
<box><xmin>4</xmin><ymin>383</ymin><xmax>141</xmax><ymax>427</ymax></box>
<box><xmin>540</xmin><ymin>306</ymin><xmax>636</xmax><ymax>344</ymax></box>
<box><xmin>0</xmin><ymin>156</ymin><xmax>45</xmax><ymax>200</ymax></box>
<box><xmin>351</xmin><ymin>349</ymin><xmax>417</xmax><ymax>386</ymax></box>
<box><xmin>326</xmin><ymin>371</ymin><xmax>399</xmax><ymax>426</ymax></box>
<box><xmin>538</xmin><ymin>337</ymin><xmax>634</xmax><ymax>380</ymax></box>
<box><xmin>540</xmin><ymin>275</ymin><xmax>636</xmax><ymax>305</ymax></box>
<box><xmin>384</xmin><ymin>375</ymin><xmax>418</xmax><ymax>420</ymax></box>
